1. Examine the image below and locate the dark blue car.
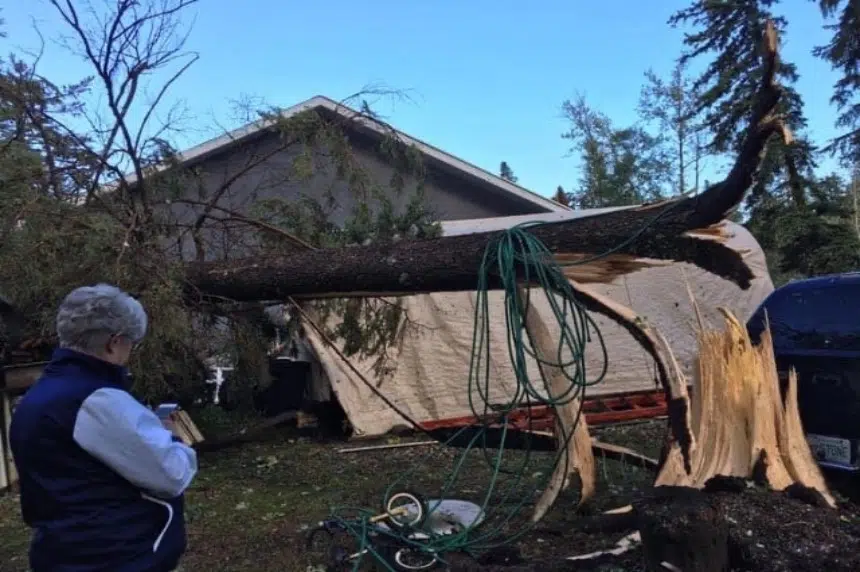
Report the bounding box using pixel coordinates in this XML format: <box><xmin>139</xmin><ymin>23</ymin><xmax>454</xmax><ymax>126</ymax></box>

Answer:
<box><xmin>747</xmin><ymin>272</ymin><xmax>860</xmax><ymax>472</ymax></box>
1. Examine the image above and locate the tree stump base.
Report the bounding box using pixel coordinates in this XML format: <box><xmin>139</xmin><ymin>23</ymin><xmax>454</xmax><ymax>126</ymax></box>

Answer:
<box><xmin>635</xmin><ymin>486</ymin><xmax>729</xmax><ymax>572</ymax></box>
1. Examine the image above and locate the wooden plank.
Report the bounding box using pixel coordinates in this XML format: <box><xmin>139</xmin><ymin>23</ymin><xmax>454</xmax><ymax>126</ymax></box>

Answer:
<box><xmin>338</xmin><ymin>440</ymin><xmax>438</xmax><ymax>454</ymax></box>
<box><xmin>337</xmin><ymin>433</ymin><xmax>657</xmax><ymax>474</ymax></box>
<box><xmin>167</xmin><ymin>411</ymin><xmax>195</xmax><ymax>445</ymax></box>
<box><xmin>0</xmin><ymin>392</ymin><xmax>16</xmax><ymax>489</ymax></box>
<box><xmin>1</xmin><ymin>362</ymin><xmax>45</xmax><ymax>392</ymax></box>
<box><xmin>0</xmin><ymin>394</ymin><xmax>10</xmax><ymax>489</ymax></box>
<box><xmin>179</xmin><ymin>411</ymin><xmax>205</xmax><ymax>443</ymax></box>
<box><xmin>194</xmin><ymin>410</ymin><xmax>297</xmax><ymax>454</ymax></box>
<box><xmin>592</xmin><ymin>439</ymin><xmax>659</xmax><ymax>471</ymax></box>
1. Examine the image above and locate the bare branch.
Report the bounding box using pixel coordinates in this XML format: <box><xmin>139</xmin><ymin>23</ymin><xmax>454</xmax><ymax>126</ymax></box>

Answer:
<box><xmin>169</xmin><ymin>198</ymin><xmax>316</xmax><ymax>251</ymax></box>
<box><xmin>133</xmin><ymin>53</ymin><xmax>198</xmax><ymax>153</ymax></box>
<box><xmin>47</xmin><ymin>0</ymin><xmax>199</xmax><ymax>223</ymax></box>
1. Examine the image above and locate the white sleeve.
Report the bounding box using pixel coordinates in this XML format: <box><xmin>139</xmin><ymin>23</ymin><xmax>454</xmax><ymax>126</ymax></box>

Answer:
<box><xmin>73</xmin><ymin>387</ymin><xmax>198</xmax><ymax>499</ymax></box>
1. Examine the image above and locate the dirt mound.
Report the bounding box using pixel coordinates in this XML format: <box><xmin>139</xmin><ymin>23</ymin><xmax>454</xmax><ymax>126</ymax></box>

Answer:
<box><xmin>448</xmin><ymin>485</ymin><xmax>860</xmax><ymax>572</ymax></box>
<box><xmin>717</xmin><ymin>487</ymin><xmax>860</xmax><ymax>571</ymax></box>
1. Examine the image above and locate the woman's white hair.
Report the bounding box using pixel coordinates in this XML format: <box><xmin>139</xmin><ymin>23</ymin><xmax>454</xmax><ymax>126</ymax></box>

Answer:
<box><xmin>56</xmin><ymin>284</ymin><xmax>148</xmax><ymax>354</ymax></box>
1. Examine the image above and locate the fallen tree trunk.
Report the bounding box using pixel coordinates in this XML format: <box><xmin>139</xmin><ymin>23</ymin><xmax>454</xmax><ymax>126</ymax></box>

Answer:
<box><xmin>187</xmin><ymin>24</ymin><xmax>786</xmax><ymax>302</ymax></box>
<box><xmin>188</xmin><ymin>210</ymin><xmax>751</xmax><ymax>301</ymax></box>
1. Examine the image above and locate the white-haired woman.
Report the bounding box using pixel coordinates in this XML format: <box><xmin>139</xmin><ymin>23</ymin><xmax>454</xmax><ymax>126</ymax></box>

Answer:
<box><xmin>10</xmin><ymin>284</ymin><xmax>198</xmax><ymax>572</ymax></box>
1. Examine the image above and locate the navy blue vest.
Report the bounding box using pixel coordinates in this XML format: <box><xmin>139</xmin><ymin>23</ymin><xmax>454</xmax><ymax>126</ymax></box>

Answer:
<box><xmin>10</xmin><ymin>349</ymin><xmax>187</xmax><ymax>572</ymax></box>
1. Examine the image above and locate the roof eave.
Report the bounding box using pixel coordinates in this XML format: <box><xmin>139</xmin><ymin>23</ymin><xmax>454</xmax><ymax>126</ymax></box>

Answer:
<box><xmin>119</xmin><ymin>95</ymin><xmax>568</xmax><ymax>214</ymax></box>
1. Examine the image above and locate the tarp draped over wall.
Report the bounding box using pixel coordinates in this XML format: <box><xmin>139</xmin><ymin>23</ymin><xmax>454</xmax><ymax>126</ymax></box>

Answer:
<box><xmin>303</xmin><ymin>211</ymin><xmax>775</xmax><ymax>438</ymax></box>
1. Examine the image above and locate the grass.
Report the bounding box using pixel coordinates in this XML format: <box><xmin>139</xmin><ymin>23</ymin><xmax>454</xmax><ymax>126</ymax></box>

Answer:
<box><xmin>0</xmin><ymin>419</ymin><xmax>665</xmax><ymax>572</ymax></box>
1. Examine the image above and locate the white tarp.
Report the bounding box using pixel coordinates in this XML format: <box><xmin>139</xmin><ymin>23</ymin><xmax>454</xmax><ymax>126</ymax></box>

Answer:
<box><xmin>304</xmin><ymin>210</ymin><xmax>774</xmax><ymax>438</ymax></box>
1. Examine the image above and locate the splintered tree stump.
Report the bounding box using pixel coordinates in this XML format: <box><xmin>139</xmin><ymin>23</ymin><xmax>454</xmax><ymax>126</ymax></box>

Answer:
<box><xmin>635</xmin><ymin>487</ymin><xmax>729</xmax><ymax>572</ymax></box>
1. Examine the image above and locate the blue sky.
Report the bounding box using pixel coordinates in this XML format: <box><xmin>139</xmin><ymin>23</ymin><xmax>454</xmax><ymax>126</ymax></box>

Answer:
<box><xmin>2</xmin><ymin>0</ymin><xmax>845</xmax><ymax>197</ymax></box>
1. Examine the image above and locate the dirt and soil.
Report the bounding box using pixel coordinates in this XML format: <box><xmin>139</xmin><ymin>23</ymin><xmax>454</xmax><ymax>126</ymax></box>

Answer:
<box><xmin>1</xmin><ymin>418</ymin><xmax>859</xmax><ymax>572</ymax></box>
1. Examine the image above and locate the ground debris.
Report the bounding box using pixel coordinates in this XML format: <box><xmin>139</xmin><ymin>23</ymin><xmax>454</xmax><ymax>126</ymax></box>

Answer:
<box><xmin>455</xmin><ymin>485</ymin><xmax>860</xmax><ymax>572</ymax></box>
<box><xmin>6</xmin><ymin>422</ymin><xmax>857</xmax><ymax>572</ymax></box>
<box><xmin>637</xmin><ymin>487</ymin><xmax>729</xmax><ymax>572</ymax></box>
<box><xmin>716</xmin><ymin>487</ymin><xmax>860</xmax><ymax>572</ymax></box>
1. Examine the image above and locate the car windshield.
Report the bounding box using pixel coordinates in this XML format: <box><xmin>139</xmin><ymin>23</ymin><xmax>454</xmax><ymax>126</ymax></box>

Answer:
<box><xmin>749</xmin><ymin>284</ymin><xmax>860</xmax><ymax>352</ymax></box>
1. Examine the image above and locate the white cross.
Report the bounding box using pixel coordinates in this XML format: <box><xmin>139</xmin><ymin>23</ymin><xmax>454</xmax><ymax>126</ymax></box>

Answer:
<box><xmin>205</xmin><ymin>366</ymin><xmax>234</xmax><ymax>405</ymax></box>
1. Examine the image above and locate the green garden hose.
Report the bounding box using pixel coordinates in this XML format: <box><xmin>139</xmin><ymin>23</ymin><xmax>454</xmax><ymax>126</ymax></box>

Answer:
<box><xmin>328</xmin><ymin>203</ymin><xmax>686</xmax><ymax>570</ymax></box>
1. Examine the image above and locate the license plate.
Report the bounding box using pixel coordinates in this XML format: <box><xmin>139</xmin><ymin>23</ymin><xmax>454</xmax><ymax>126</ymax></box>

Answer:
<box><xmin>807</xmin><ymin>434</ymin><xmax>853</xmax><ymax>467</ymax></box>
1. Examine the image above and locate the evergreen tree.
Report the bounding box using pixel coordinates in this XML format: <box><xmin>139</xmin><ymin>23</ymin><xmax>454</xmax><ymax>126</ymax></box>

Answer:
<box><xmin>553</xmin><ymin>185</ymin><xmax>570</xmax><ymax>207</ymax></box>
<box><xmin>638</xmin><ymin>62</ymin><xmax>708</xmax><ymax>196</ymax></box>
<box><xmin>561</xmin><ymin>95</ymin><xmax>672</xmax><ymax>208</ymax></box>
<box><xmin>670</xmin><ymin>0</ymin><xmax>860</xmax><ymax>282</ymax></box>
<box><xmin>669</xmin><ymin>0</ymin><xmax>814</xmax><ymax>211</ymax></box>
<box><xmin>499</xmin><ymin>161</ymin><xmax>518</xmax><ymax>183</ymax></box>
<box><xmin>813</xmin><ymin>0</ymin><xmax>860</xmax><ymax>165</ymax></box>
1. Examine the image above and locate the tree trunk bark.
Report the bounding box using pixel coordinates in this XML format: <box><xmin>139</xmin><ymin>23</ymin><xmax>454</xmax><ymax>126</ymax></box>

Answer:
<box><xmin>186</xmin><ymin>195</ymin><xmax>752</xmax><ymax>303</ymax></box>
<box><xmin>852</xmin><ymin>164</ymin><xmax>860</xmax><ymax>239</ymax></box>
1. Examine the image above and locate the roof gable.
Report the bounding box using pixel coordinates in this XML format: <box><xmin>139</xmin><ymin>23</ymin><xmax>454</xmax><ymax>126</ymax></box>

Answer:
<box><xmin>135</xmin><ymin>95</ymin><xmax>567</xmax><ymax>214</ymax></box>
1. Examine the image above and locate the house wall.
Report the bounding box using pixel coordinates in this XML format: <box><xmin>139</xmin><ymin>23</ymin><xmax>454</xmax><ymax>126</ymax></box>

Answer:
<box><xmin>164</xmin><ymin>118</ymin><xmax>550</xmax><ymax>261</ymax></box>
